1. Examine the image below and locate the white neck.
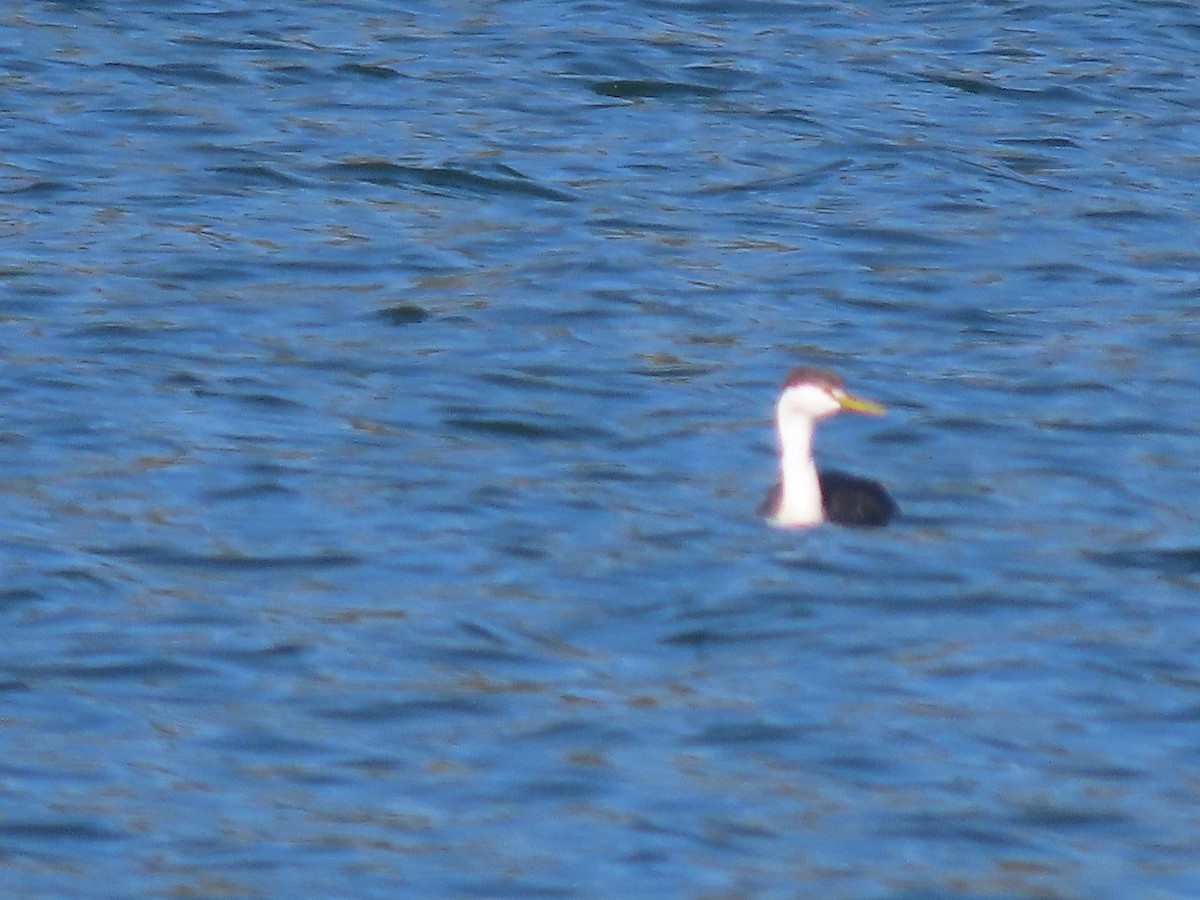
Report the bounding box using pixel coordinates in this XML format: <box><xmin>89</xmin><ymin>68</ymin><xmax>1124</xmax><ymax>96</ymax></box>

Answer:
<box><xmin>773</xmin><ymin>409</ymin><xmax>824</xmax><ymax>527</ymax></box>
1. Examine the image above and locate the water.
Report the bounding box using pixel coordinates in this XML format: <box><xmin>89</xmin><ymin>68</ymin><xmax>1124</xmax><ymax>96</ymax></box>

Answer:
<box><xmin>3</xmin><ymin>1</ymin><xmax>1200</xmax><ymax>896</ymax></box>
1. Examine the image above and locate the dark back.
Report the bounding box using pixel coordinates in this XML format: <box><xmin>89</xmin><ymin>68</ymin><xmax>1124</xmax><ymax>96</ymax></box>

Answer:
<box><xmin>818</xmin><ymin>469</ymin><xmax>897</xmax><ymax>527</ymax></box>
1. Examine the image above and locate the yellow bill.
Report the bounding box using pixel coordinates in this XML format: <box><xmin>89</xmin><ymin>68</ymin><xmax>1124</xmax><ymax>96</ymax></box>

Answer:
<box><xmin>835</xmin><ymin>390</ymin><xmax>887</xmax><ymax>415</ymax></box>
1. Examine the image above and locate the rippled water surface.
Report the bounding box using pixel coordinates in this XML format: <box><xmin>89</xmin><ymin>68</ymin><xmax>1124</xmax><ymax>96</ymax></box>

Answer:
<box><xmin>4</xmin><ymin>2</ymin><xmax>1200</xmax><ymax>896</ymax></box>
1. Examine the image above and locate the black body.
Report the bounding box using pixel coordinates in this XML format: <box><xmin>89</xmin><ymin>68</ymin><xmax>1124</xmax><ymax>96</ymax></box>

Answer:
<box><xmin>760</xmin><ymin>470</ymin><xmax>897</xmax><ymax>528</ymax></box>
<box><xmin>818</xmin><ymin>469</ymin><xmax>897</xmax><ymax>527</ymax></box>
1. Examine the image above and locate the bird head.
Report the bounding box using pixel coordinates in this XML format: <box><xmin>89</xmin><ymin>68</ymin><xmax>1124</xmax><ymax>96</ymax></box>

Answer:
<box><xmin>776</xmin><ymin>367</ymin><xmax>887</xmax><ymax>425</ymax></box>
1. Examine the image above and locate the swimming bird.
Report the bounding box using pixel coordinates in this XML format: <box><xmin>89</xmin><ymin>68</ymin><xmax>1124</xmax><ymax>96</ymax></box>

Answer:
<box><xmin>760</xmin><ymin>366</ymin><xmax>897</xmax><ymax>528</ymax></box>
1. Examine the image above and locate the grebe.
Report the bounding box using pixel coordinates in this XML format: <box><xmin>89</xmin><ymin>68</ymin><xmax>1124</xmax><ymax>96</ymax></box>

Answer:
<box><xmin>760</xmin><ymin>366</ymin><xmax>897</xmax><ymax>528</ymax></box>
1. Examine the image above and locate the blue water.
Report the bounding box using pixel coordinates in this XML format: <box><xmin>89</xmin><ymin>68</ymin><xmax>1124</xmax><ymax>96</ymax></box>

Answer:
<box><xmin>3</xmin><ymin>2</ymin><xmax>1200</xmax><ymax>896</ymax></box>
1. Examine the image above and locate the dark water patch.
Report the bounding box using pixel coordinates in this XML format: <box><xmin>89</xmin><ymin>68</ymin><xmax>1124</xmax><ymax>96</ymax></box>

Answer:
<box><xmin>1087</xmin><ymin>547</ymin><xmax>1200</xmax><ymax>577</ymax></box>
<box><xmin>1128</xmin><ymin>249</ymin><xmax>1200</xmax><ymax>273</ymax></box>
<box><xmin>1013</xmin><ymin>801</ymin><xmax>1132</xmax><ymax>830</ymax></box>
<box><xmin>0</xmin><ymin>179</ymin><xmax>71</xmax><ymax>197</ymax></box>
<box><xmin>512</xmin><ymin>776</ymin><xmax>607</xmax><ymax>802</ymax></box>
<box><xmin>1017</xmin><ymin>260</ymin><xmax>1108</xmax><ymax>285</ymax></box>
<box><xmin>376</xmin><ymin>303</ymin><xmax>430</xmax><ymax>327</ymax></box>
<box><xmin>262</xmin><ymin>63</ymin><xmax>320</xmax><ymax>86</ymax></box>
<box><xmin>13</xmin><ymin>657</ymin><xmax>211</xmax><ymax>683</ymax></box>
<box><xmin>0</xmin><ymin>819</ymin><xmax>124</xmax><ymax>842</ymax></box>
<box><xmin>680</xmin><ymin>586</ymin><xmax>826</xmax><ymax>619</ymax></box>
<box><xmin>572</xmin><ymin>461</ymin><xmax>664</xmax><ymax>484</ymax></box>
<box><xmin>208</xmin><ymin>640</ymin><xmax>309</xmax><ymax>668</ymax></box>
<box><xmin>335</xmin><ymin>62</ymin><xmax>404</xmax><ymax>80</ymax></box>
<box><xmin>51</xmin><ymin>566</ymin><xmax>121</xmax><ymax>593</ymax></box>
<box><xmin>316</xmin><ymin>695</ymin><xmax>501</xmax><ymax>723</ymax></box>
<box><xmin>930</xmin><ymin>588</ymin><xmax>1071</xmax><ymax>613</ymax></box>
<box><xmin>0</xmin><ymin>263</ymin><xmax>41</xmax><ymax>280</ymax></box>
<box><xmin>150</xmin><ymin>261</ymin><xmax>257</xmax><ymax>284</ymax></box>
<box><xmin>95</xmin><ymin>544</ymin><xmax>360</xmax><ymax>572</ymax></box>
<box><xmin>1081</xmin><ymin>206</ymin><xmax>1166</xmax><ymax>224</ymax></box>
<box><xmin>159</xmin><ymin>369</ymin><xmax>206</xmax><ymax>391</ymax></box>
<box><xmin>881</xmin><ymin>810</ymin><xmax>1030</xmax><ymax>847</ymax></box>
<box><xmin>320</xmin><ymin>607</ymin><xmax>409</xmax><ymax>626</ymax></box>
<box><xmin>513</xmin><ymin>716</ymin><xmax>630</xmax><ymax>748</ymax></box>
<box><xmin>826</xmin><ymin>223</ymin><xmax>963</xmax><ymax>251</ymax></box>
<box><xmin>190</xmin><ymin>382</ymin><xmax>307</xmax><ymax>409</ymax></box>
<box><xmin>698</xmin><ymin>158</ymin><xmax>853</xmax><ymax>195</ymax></box>
<box><xmin>209</xmin><ymin>164</ymin><xmax>307</xmax><ymax>188</ymax></box>
<box><xmin>690</xmin><ymin>721</ymin><xmax>802</xmax><ymax>746</ymax></box>
<box><xmin>1157</xmin><ymin>704</ymin><xmax>1200</xmax><ymax>724</ymax></box>
<box><xmin>439</xmin><ymin>618</ymin><xmax>592</xmax><ymax>664</ymax></box>
<box><xmin>774</xmin><ymin>554</ymin><xmax>859</xmax><ymax>577</ymax></box>
<box><xmin>444</xmin><ymin>414</ymin><xmax>611</xmax><ymax>443</ymax></box>
<box><xmin>454</xmin><ymin>877</ymin><xmax>576</xmax><ymax>899</ymax></box>
<box><xmin>477</xmin><ymin>366</ymin><xmax>637</xmax><ymax>400</ymax></box>
<box><xmin>701</xmin><ymin>817</ymin><xmax>777</xmax><ymax>846</ymax></box>
<box><xmin>819</xmin><ymin>751</ymin><xmax>896</xmax><ymax>778</ymax></box>
<box><xmin>1058</xmin><ymin>761</ymin><xmax>1145</xmax><ymax>784</ymax></box>
<box><xmin>207</xmin><ymin>728</ymin><xmax>329</xmax><ymax>758</ymax></box>
<box><xmin>992</xmin><ymin>148</ymin><xmax>1068</xmax><ymax>177</ymax></box>
<box><xmin>341</xmin><ymin>756</ymin><xmax>405</xmax><ymax>777</ymax></box>
<box><xmin>201</xmin><ymin>481</ymin><xmax>292</xmax><ymax>502</ymax></box>
<box><xmin>759</xmin><ymin>579</ymin><xmax>1069</xmax><ymax>614</ymax></box>
<box><xmin>325</xmin><ymin>159</ymin><xmax>575</xmax><ymax>202</ymax></box>
<box><xmin>926</xmin><ymin>72</ymin><xmax>1090</xmax><ymax>104</ymax></box>
<box><xmin>0</xmin><ymin>588</ymin><xmax>43</xmax><ymax>609</ymax></box>
<box><xmin>660</xmin><ymin>625</ymin><xmax>809</xmax><ymax>648</ymax></box>
<box><xmin>629</xmin><ymin>356</ymin><xmax>716</xmax><ymax>380</ymax></box>
<box><xmin>882</xmin><ymin>890</ymin><xmax>1030</xmax><ymax>900</ymax></box>
<box><xmin>176</xmin><ymin>34</ymin><xmax>286</xmax><ymax>53</ymax></box>
<box><xmin>998</xmin><ymin>136</ymin><xmax>1082</xmax><ymax>150</ymax></box>
<box><xmin>630</xmin><ymin>525</ymin><xmax>711</xmax><ymax>550</ymax></box>
<box><xmin>230</xmin><ymin>391</ymin><xmax>306</xmax><ymax>410</ymax></box>
<box><xmin>263</xmin><ymin>256</ymin><xmax>393</xmax><ymax>275</ymax></box>
<box><xmin>588</xmin><ymin>78</ymin><xmax>723</xmax><ymax>100</ymax></box>
<box><xmin>590</xmin><ymin>214</ymin><xmax>680</xmax><ymax>235</ymax></box>
<box><xmin>106</xmin><ymin>61</ymin><xmax>246</xmax><ymax>87</ymax></box>
<box><xmin>66</xmin><ymin>321</ymin><xmax>180</xmax><ymax>341</ymax></box>
<box><xmin>497</xmin><ymin>536</ymin><xmax>549</xmax><ymax>561</ymax></box>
